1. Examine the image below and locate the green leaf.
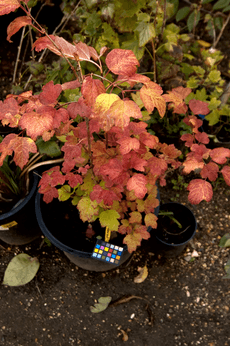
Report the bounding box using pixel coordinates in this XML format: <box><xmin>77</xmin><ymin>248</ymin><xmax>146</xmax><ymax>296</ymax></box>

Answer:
<box><xmin>99</xmin><ymin>210</ymin><xmax>120</xmax><ymax>231</ymax></box>
<box><xmin>166</xmin><ymin>0</ymin><xmax>179</xmax><ymax>18</ymax></box>
<box><xmin>176</xmin><ymin>6</ymin><xmax>190</xmax><ymax>22</ymax></box>
<box><xmin>26</xmin><ymin>61</ymin><xmax>44</xmax><ymax>76</ymax></box>
<box><xmin>213</xmin><ymin>0</ymin><xmax>230</xmax><ymax>10</ymax></box>
<box><xmin>203</xmin><ymin>0</ymin><xmax>214</xmax><ymax>4</ymax></box>
<box><xmin>186</xmin><ymin>77</ymin><xmax>200</xmax><ymax>89</ymax></box>
<box><xmin>219</xmin><ymin>233</ymin><xmax>230</xmax><ymax>247</ymax></box>
<box><xmin>36</xmin><ymin>138</ymin><xmax>62</xmax><ymax>158</ymax></box>
<box><xmin>137</xmin><ymin>13</ymin><xmax>150</xmax><ymax>22</ymax></box>
<box><xmin>208</xmin><ymin>97</ymin><xmax>221</xmax><ymax>110</ymax></box>
<box><xmin>206</xmin><ymin>70</ymin><xmax>221</xmax><ymax>83</ymax></box>
<box><xmin>223</xmin><ymin>259</ymin><xmax>230</xmax><ymax>279</ymax></box>
<box><xmin>121</xmin><ymin>38</ymin><xmax>145</xmax><ymax>60</ymax></box>
<box><xmin>192</xmin><ymin>66</ymin><xmax>205</xmax><ymax>77</ymax></box>
<box><xmin>135</xmin><ymin>22</ymin><xmax>156</xmax><ymax>47</ymax></box>
<box><xmin>90</xmin><ymin>296</ymin><xmax>112</xmax><ymax>313</ymax></box>
<box><xmin>58</xmin><ymin>185</ymin><xmax>72</xmax><ymax>202</ymax></box>
<box><xmin>187</xmin><ymin>11</ymin><xmax>200</xmax><ymax>32</ymax></box>
<box><xmin>205</xmin><ymin>109</ymin><xmax>221</xmax><ymax>125</ymax></box>
<box><xmin>223</xmin><ymin>4</ymin><xmax>230</xmax><ymax>11</ymax></box>
<box><xmin>3</xmin><ymin>254</ymin><xmax>40</xmax><ymax>286</ymax></box>
<box><xmin>78</xmin><ymin>197</ymin><xmax>99</xmax><ymax>222</ymax></box>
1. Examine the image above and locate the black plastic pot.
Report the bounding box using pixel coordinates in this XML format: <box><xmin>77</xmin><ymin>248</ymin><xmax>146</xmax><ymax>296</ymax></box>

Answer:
<box><xmin>155</xmin><ymin>202</ymin><xmax>197</xmax><ymax>258</ymax></box>
<box><xmin>0</xmin><ymin>172</ymin><xmax>41</xmax><ymax>245</ymax></box>
<box><xmin>35</xmin><ymin>188</ymin><xmax>160</xmax><ymax>272</ymax></box>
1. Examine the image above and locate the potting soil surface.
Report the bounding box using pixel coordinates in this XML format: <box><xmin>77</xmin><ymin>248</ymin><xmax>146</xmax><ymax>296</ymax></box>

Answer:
<box><xmin>0</xmin><ymin>184</ymin><xmax>230</xmax><ymax>346</ymax></box>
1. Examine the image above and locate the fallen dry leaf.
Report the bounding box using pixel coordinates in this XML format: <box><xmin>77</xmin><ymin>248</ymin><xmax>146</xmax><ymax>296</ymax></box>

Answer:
<box><xmin>134</xmin><ymin>265</ymin><xmax>148</xmax><ymax>283</ymax></box>
<box><xmin>120</xmin><ymin>329</ymin><xmax>128</xmax><ymax>341</ymax></box>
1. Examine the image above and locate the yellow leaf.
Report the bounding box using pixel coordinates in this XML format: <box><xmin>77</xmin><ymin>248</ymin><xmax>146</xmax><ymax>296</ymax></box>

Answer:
<box><xmin>197</xmin><ymin>40</ymin><xmax>211</xmax><ymax>47</ymax></box>
<box><xmin>134</xmin><ymin>265</ymin><xmax>148</xmax><ymax>283</ymax></box>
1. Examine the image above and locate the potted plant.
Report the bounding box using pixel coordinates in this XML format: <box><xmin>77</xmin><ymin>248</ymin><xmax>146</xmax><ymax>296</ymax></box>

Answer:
<box><xmin>1</xmin><ymin>1</ymin><xmax>230</xmax><ymax>267</ymax></box>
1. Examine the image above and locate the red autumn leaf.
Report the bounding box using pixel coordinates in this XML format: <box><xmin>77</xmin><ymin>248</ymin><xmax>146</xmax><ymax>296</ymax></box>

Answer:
<box><xmin>61</xmin><ymin>139</ymin><xmax>84</xmax><ymax>173</ymax></box>
<box><xmin>117</xmin><ymin>73</ymin><xmax>150</xmax><ymax>87</ymax></box>
<box><xmin>88</xmin><ymin>46</ymin><xmax>99</xmax><ymax>61</ymax></box>
<box><xmin>195</xmin><ymin>131</ymin><xmax>209</xmax><ymax>144</ymax></box>
<box><xmin>0</xmin><ymin>0</ymin><xmax>22</xmax><ymax>15</ymax></box>
<box><xmin>148</xmin><ymin>156</ymin><xmax>168</xmax><ymax>176</ymax></box>
<box><xmin>210</xmin><ymin>147</ymin><xmax>230</xmax><ymax>164</ymax></box>
<box><xmin>0</xmin><ymin>134</ymin><xmax>37</xmax><ymax>169</ymax></box>
<box><xmin>90</xmin><ymin>185</ymin><xmax>120</xmax><ymax>206</ymax></box>
<box><xmin>105</xmin><ymin>49</ymin><xmax>140</xmax><ymax>76</ymax></box>
<box><xmin>19</xmin><ymin>107</ymin><xmax>54</xmax><ymax>141</ymax></box>
<box><xmin>139</xmin><ymin>132</ymin><xmax>159</xmax><ymax>149</ymax></box>
<box><xmin>39</xmin><ymin>81</ymin><xmax>62</xmax><ymax>106</ymax></box>
<box><xmin>65</xmin><ymin>172</ymin><xmax>83</xmax><ymax>188</ymax></box>
<box><xmin>33</xmin><ymin>36</ymin><xmax>98</xmax><ymax>62</ymax></box>
<box><xmin>0</xmin><ymin>97</ymin><xmax>20</xmax><ymax>127</ymax></box>
<box><xmin>190</xmin><ymin>144</ymin><xmax>210</xmax><ymax>161</ymax></box>
<box><xmin>183</xmin><ymin>158</ymin><xmax>204</xmax><ymax>174</ymax></box>
<box><xmin>67</xmin><ymin>98</ymin><xmax>92</xmax><ymax>119</ymax></box>
<box><xmin>53</xmin><ymin>108</ymin><xmax>69</xmax><ymax>129</ymax></box>
<box><xmin>180</xmin><ymin>133</ymin><xmax>194</xmax><ymax>147</ymax></box>
<box><xmin>81</xmin><ymin>76</ymin><xmax>106</xmax><ymax>107</ymax></box>
<box><xmin>172</xmin><ymin>86</ymin><xmax>192</xmax><ymax>100</ymax></box>
<box><xmin>127</xmin><ymin>174</ymin><xmax>147</xmax><ymax>199</ymax></box>
<box><xmin>135</xmin><ymin>224</ymin><xmax>150</xmax><ymax>240</ymax></box>
<box><xmin>189</xmin><ymin>99</ymin><xmax>210</xmax><ymax>115</ymax></box>
<box><xmin>200</xmin><ymin>162</ymin><xmax>219</xmax><ymax>181</ymax></box>
<box><xmin>140</xmin><ymin>82</ymin><xmax>166</xmax><ymax>117</ymax></box>
<box><xmin>61</xmin><ymin>80</ymin><xmax>81</xmax><ymax>90</ymax></box>
<box><xmin>130</xmin><ymin>153</ymin><xmax>148</xmax><ymax>172</ymax></box>
<box><xmin>128</xmin><ymin>122</ymin><xmax>148</xmax><ymax>135</ymax></box>
<box><xmin>40</xmin><ymin>186</ymin><xmax>59</xmax><ymax>204</ymax></box>
<box><xmin>221</xmin><ymin>166</ymin><xmax>230</xmax><ymax>186</ymax></box>
<box><xmin>99</xmin><ymin>158</ymin><xmax>123</xmax><ymax>180</ymax></box>
<box><xmin>163</xmin><ymin>87</ymin><xmax>190</xmax><ymax>114</ymax></box>
<box><xmin>117</xmin><ymin>137</ymin><xmax>140</xmax><ymax>155</ymax></box>
<box><xmin>187</xmin><ymin>179</ymin><xmax>213</xmax><ymax>204</ymax></box>
<box><xmin>184</xmin><ymin>115</ymin><xmax>203</xmax><ymax>133</ymax></box>
<box><xmin>7</xmin><ymin>16</ymin><xmax>32</xmax><ymax>42</ymax></box>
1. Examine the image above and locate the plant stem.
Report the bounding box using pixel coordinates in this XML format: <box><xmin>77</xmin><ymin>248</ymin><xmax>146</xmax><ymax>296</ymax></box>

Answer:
<box><xmin>213</xmin><ymin>12</ymin><xmax>230</xmax><ymax>48</ymax></box>
<box><xmin>12</xmin><ymin>26</ymin><xmax>26</xmax><ymax>85</ymax></box>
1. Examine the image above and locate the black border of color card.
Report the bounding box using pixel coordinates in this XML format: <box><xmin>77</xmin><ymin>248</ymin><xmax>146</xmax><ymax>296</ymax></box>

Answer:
<box><xmin>91</xmin><ymin>239</ymin><xmax>124</xmax><ymax>265</ymax></box>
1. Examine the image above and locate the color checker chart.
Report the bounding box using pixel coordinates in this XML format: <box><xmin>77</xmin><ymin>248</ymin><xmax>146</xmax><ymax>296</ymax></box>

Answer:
<box><xmin>91</xmin><ymin>239</ymin><xmax>124</xmax><ymax>265</ymax></box>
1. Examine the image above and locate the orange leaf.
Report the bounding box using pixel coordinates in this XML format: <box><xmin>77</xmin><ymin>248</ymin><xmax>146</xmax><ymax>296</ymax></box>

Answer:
<box><xmin>183</xmin><ymin>158</ymin><xmax>204</xmax><ymax>174</ymax></box>
<box><xmin>134</xmin><ymin>266</ymin><xmax>148</xmax><ymax>283</ymax></box>
<box><xmin>144</xmin><ymin>213</ymin><xmax>158</xmax><ymax>228</ymax></box>
<box><xmin>0</xmin><ymin>134</ymin><xmax>37</xmax><ymax>169</ymax></box>
<box><xmin>140</xmin><ymin>82</ymin><xmax>166</xmax><ymax>117</ymax></box>
<box><xmin>108</xmin><ymin>99</ymin><xmax>142</xmax><ymax>130</ymax></box>
<box><xmin>82</xmin><ymin>76</ymin><xmax>106</xmax><ymax>107</ymax></box>
<box><xmin>7</xmin><ymin>16</ymin><xmax>32</xmax><ymax>42</ymax></box>
<box><xmin>105</xmin><ymin>49</ymin><xmax>139</xmax><ymax>76</ymax></box>
<box><xmin>187</xmin><ymin>179</ymin><xmax>213</xmax><ymax>204</ymax></box>
<box><xmin>92</xmin><ymin>93</ymin><xmax>120</xmax><ymax>131</ymax></box>
<box><xmin>127</xmin><ymin>174</ymin><xmax>147</xmax><ymax>199</ymax></box>
<box><xmin>123</xmin><ymin>232</ymin><xmax>142</xmax><ymax>253</ymax></box>
<box><xmin>117</xmin><ymin>73</ymin><xmax>150</xmax><ymax>87</ymax></box>
<box><xmin>129</xmin><ymin>211</ymin><xmax>142</xmax><ymax>224</ymax></box>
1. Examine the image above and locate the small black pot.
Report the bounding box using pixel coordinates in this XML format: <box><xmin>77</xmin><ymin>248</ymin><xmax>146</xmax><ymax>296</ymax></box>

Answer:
<box><xmin>0</xmin><ymin>172</ymin><xmax>41</xmax><ymax>245</ymax></box>
<box><xmin>155</xmin><ymin>202</ymin><xmax>197</xmax><ymax>258</ymax></box>
<box><xmin>35</xmin><ymin>188</ymin><xmax>160</xmax><ymax>271</ymax></box>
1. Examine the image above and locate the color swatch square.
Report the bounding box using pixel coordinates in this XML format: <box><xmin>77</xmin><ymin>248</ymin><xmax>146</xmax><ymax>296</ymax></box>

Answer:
<box><xmin>91</xmin><ymin>239</ymin><xmax>124</xmax><ymax>266</ymax></box>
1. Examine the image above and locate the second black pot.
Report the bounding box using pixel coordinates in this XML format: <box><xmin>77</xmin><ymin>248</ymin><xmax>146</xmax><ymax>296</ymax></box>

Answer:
<box><xmin>155</xmin><ymin>202</ymin><xmax>197</xmax><ymax>258</ymax></box>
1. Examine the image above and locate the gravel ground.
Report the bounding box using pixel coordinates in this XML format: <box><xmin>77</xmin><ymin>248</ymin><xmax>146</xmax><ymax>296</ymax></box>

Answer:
<box><xmin>0</xmin><ymin>183</ymin><xmax>230</xmax><ymax>346</ymax></box>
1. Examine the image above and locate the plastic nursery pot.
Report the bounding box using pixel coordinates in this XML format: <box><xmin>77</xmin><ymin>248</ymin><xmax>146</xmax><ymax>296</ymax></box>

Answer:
<box><xmin>155</xmin><ymin>202</ymin><xmax>197</xmax><ymax>258</ymax></box>
<box><xmin>35</xmin><ymin>188</ymin><xmax>160</xmax><ymax>272</ymax></box>
<box><xmin>0</xmin><ymin>172</ymin><xmax>42</xmax><ymax>245</ymax></box>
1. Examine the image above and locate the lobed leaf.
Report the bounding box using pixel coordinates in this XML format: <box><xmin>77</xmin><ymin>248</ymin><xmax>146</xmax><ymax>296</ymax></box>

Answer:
<box><xmin>140</xmin><ymin>82</ymin><xmax>166</xmax><ymax>117</ymax></box>
<box><xmin>99</xmin><ymin>210</ymin><xmax>120</xmax><ymax>231</ymax></box>
<box><xmin>0</xmin><ymin>0</ymin><xmax>21</xmax><ymax>15</ymax></box>
<box><xmin>127</xmin><ymin>174</ymin><xmax>147</xmax><ymax>199</ymax></box>
<box><xmin>210</xmin><ymin>148</ymin><xmax>230</xmax><ymax>165</ymax></box>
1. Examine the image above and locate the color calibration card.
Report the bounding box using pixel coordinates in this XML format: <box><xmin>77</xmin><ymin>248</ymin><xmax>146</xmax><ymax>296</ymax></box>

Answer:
<box><xmin>91</xmin><ymin>239</ymin><xmax>124</xmax><ymax>265</ymax></box>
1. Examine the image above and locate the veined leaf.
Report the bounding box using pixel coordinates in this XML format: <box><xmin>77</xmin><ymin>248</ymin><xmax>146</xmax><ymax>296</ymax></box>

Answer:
<box><xmin>3</xmin><ymin>254</ymin><xmax>40</xmax><ymax>286</ymax></box>
<box><xmin>176</xmin><ymin>6</ymin><xmax>190</xmax><ymax>22</ymax></box>
<box><xmin>99</xmin><ymin>210</ymin><xmax>120</xmax><ymax>231</ymax></box>
<box><xmin>135</xmin><ymin>22</ymin><xmax>156</xmax><ymax>47</ymax></box>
